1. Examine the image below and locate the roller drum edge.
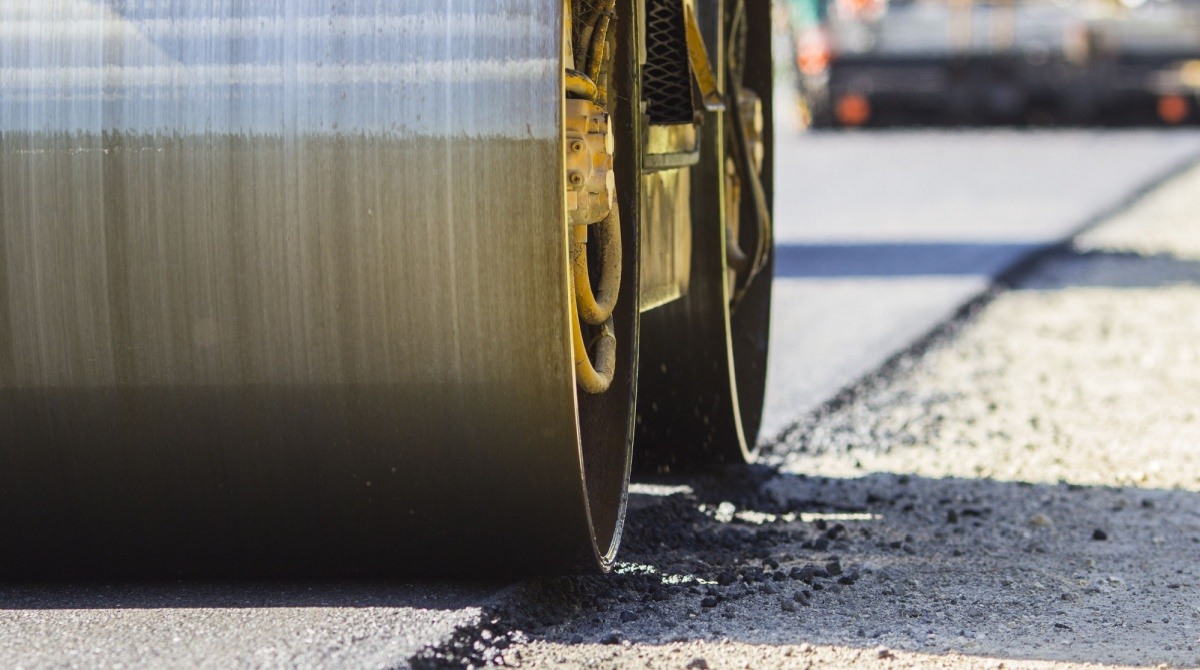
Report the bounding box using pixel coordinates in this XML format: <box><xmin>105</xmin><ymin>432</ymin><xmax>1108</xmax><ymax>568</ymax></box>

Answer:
<box><xmin>0</xmin><ymin>2</ymin><xmax>636</xmax><ymax>577</ymax></box>
<box><xmin>635</xmin><ymin>0</ymin><xmax>776</xmax><ymax>470</ymax></box>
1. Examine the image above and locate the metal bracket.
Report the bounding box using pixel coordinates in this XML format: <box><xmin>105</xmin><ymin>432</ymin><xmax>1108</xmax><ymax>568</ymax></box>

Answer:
<box><xmin>681</xmin><ymin>0</ymin><xmax>726</xmax><ymax>112</ymax></box>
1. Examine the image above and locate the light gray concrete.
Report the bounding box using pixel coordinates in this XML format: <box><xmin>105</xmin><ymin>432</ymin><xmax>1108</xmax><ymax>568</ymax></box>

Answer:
<box><xmin>761</xmin><ymin>126</ymin><xmax>1200</xmax><ymax>439</ymax></box>
<box><xmin>0</xmin><ymin>582</ymin><xmax>505</xmax><ymax>670</ymax></box>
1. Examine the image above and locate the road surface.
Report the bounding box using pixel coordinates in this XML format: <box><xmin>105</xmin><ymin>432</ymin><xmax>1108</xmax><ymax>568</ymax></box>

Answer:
<box><xmin>761</xmin><ymin>126</ymin><xmax>1200</xmax><ymax>439</ymax></box>
<box><xmin>509</xmin><ymin>159</ymin><xmax>1200</xmax><ymax>670</ymax></box>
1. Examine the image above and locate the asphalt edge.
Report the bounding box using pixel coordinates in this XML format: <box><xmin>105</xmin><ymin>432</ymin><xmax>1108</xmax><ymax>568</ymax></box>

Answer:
<box><xmin>760</xmin><ymin>147</ymin><xmax>1200</xmax><ymax>453</ymax></box>
<box><xmin>405</xmin><ymin>583</ymin><xmax>532</xmax><ymax>669</ymax></box>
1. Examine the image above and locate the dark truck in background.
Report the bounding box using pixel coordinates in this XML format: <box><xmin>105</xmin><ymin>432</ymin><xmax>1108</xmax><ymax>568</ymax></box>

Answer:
<box><xmin>785</xmin><ymin>0</ymin><xmax>1200</xmax><ymax>127</ymax></box>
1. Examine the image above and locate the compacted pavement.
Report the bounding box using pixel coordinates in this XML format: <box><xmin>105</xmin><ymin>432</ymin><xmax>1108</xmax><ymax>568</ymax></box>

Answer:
<box><xmin>761</xmin><ymin>127</ymin><xmax>1200</xmax><ymax>438</ymax></box>
<box><xmin>3</xmin><ymin>130</ymin><xmax>1200</xmax><ymax>669</ymax></box>
<box><xmin>494</xmin><ymin>164</ymin><xmax>1200</xmax><ymax>668</ymax></box>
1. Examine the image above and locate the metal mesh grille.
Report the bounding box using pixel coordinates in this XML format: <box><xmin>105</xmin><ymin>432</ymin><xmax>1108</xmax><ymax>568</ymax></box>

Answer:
<box><xmin>643</xmin><ymin>0</ymin><xmax>695</xmax><ymax>125</ymax></box>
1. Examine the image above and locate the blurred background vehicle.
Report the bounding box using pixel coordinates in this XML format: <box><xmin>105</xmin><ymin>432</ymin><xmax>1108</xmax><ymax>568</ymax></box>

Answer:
<box><xmin>781</xmin><ymin>0</ymin><xmax>1200</xmax><ymax>127</ymax></box>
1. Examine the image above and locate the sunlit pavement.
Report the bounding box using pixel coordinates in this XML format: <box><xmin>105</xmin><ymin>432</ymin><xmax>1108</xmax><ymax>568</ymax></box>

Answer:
<box><xmin>511</xmin><ymin>156</ymin><xmax>1200</xmax><ymax>670</ymax></box>
<box><xmin>761</xmin><ymin>125</ymin><xmax>1200</xmax><ymax>439</ymax></box>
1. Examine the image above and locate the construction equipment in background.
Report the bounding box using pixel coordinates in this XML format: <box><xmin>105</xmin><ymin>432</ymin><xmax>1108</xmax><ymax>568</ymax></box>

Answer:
<box><xmin>0</xmin><ymin>0</ymin><xmax>773</xmax><ymax>577</ymax></box>
<box><xmin>784</xmin><ymin>0</ymin><xmax>1200</xmax><ymax>126</ymax></box>
<box><xmin>1154</xmin><ymin>57</ymin><xmax>1200</xmax><ymax>117</ymax></box>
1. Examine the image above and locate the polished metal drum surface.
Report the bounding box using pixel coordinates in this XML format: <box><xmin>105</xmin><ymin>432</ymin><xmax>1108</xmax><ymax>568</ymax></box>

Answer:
<box><xmin>0</xmin><ymin>1</ymin><xmax>620</xmax><ymax>576</ymax></box>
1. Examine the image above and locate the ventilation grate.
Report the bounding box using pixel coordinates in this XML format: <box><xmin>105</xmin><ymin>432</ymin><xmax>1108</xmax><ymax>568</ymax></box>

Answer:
<box><xmin>643</xmin><ymin>0</ymin><xmax>695</xmax><ymax>125</ymax></box>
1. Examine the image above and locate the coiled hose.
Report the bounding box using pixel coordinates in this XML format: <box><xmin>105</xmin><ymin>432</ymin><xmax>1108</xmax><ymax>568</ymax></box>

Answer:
<box><xmin>569</xmin><ymin>0</ymin><xmax>620</xmax><ymax>394</ymax></box>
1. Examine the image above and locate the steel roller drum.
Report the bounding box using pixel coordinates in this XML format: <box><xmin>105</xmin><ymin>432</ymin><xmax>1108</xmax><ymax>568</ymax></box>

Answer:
<box><xmin>0</xmin><ymin>1</ymin><xmax>631</xmax><ymax>576</ymax></box>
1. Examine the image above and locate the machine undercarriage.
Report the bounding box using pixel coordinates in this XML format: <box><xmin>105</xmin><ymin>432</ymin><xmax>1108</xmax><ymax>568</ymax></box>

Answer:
<box><xmin>0</xmin><ymin>0</ymin><xmax>774</xmax><ymax>575</ymax></box>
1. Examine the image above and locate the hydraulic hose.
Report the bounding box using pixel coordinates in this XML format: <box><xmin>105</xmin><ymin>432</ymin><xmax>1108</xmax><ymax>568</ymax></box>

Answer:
<box><xmin>571</xmin><ymin>307</ymin><xmax>617</xmax><ymax>394</ymax></box>
<box><xmin>572</xmin><ymin>209</ymin><xmax>622</xmax><ymax>326</ymax></box>
<box><xmin>568</xmin><ymin>0</ymin><xmax>620</xmax><ymax>394</ymax></box>
<box><xmin>566</xmin><ymin>69</ymin><xmax>598</xmax><ymax>99</ymax></box>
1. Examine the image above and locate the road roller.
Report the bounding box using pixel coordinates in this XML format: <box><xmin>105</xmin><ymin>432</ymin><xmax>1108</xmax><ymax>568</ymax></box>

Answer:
<box><xmin>0</xmin><ymin>0</ymin><xmax>773</xmax><ymax>576</ymax></box>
